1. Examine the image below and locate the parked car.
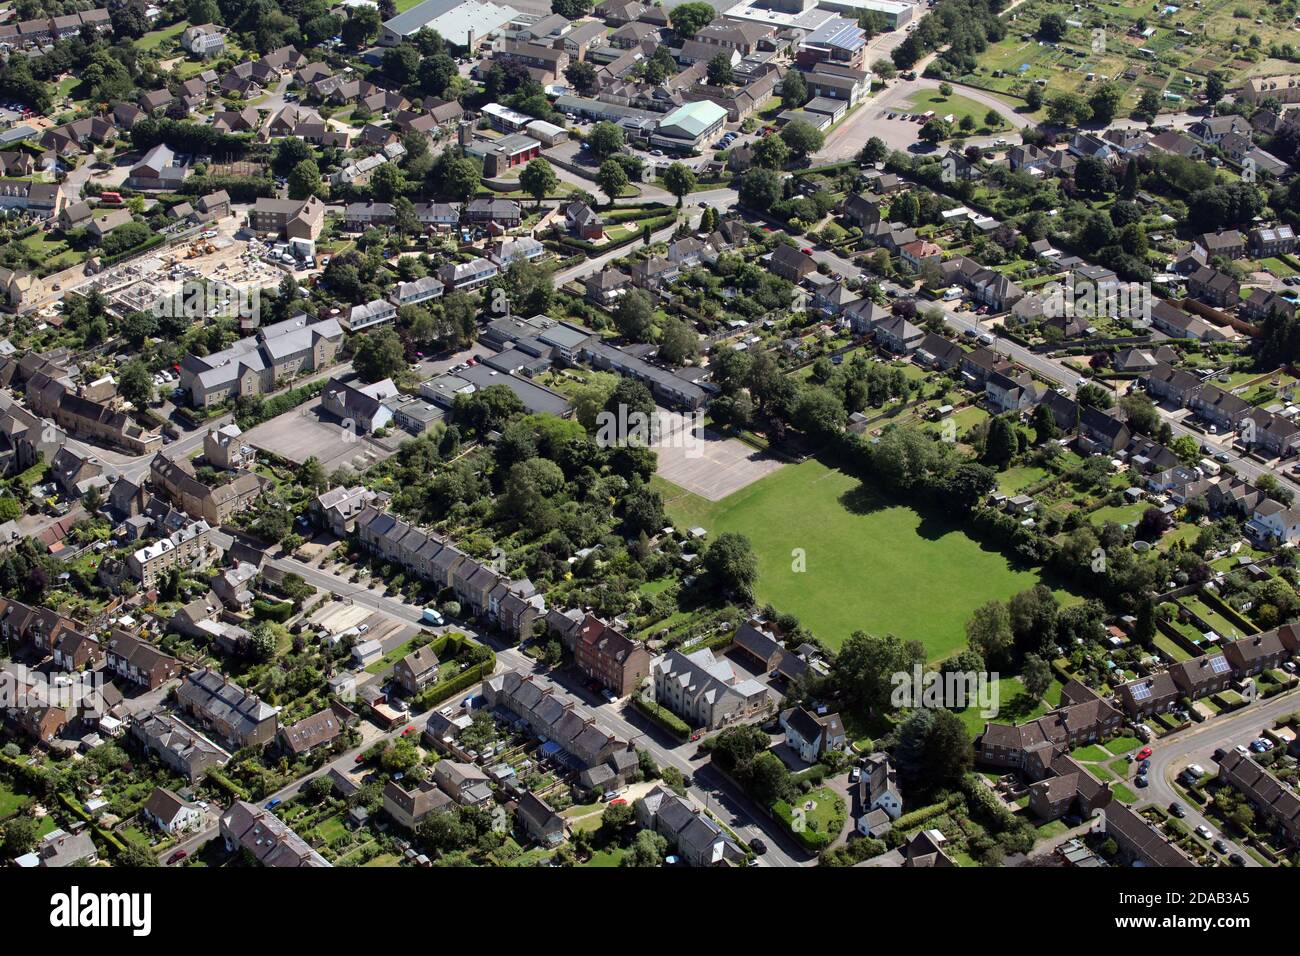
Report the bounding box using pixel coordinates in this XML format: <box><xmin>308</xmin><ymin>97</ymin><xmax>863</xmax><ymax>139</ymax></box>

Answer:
<box><xmin>1135</xmin><ymin>774</ymin><xmax>1149</xmax><ymax>788</ymax></box>
<box><xmin>1137</xmin><ymin>746</ymin><xmax>1153</xmax><ymax>760</ymax></box>
<box><xmin>167</xmin><ymin>850</ymin><xmax>188</xmax><ymax>865</ymax></box>
<box><xmin>265</xmin><ymin>798</ymin><xmax>281</xmax><ymax>810</ymax></box>
<box><xmin>1228</xmin><ymin>853</ymin><xmax>1246</xmax><ymax>866</ymax></box>
<box><xmin>1169</xmin><ymin>802</ymin><xmax>1187</xmax><ymax>818</ymax></box>
<box><xmin>750</xmin><ymin>838</ymin><xmax>768</xmax><ymax>855</ymax></box>
<box><xmin>1213</xmin><ymin>839</ymin><xmax>1229</xmax><ymax>853</ymax></box>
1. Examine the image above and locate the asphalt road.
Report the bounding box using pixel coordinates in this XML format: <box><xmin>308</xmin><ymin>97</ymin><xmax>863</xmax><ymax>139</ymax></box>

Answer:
<box><xmin>1142</xmin><ymin>687</ymin><xmax>1300</xmax><ymax>867</ymax></box>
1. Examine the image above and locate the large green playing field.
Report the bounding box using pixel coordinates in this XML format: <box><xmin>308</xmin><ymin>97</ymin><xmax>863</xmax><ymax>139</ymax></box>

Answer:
<box><xmin>657</xmin><ymin>458</ymin><xmax>1078</xmax><ymax>660</ymax></box>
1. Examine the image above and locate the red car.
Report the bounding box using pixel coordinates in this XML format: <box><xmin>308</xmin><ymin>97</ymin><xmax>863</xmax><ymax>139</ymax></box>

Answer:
<box><xmin>167</xmin><ymin>850</ymin><xmax>188</xmax><ymax>865</ymax></box>
<box><xmin>1137</xmin><ymin>746</ymin><xmax>1153</xmax><ymax>760</ymax></box>
<box><xmin>608</xmin><ymin>798</ymin><xmax>628</xmax><ymax>806</ymax></box>
<box><xmin>402</xmin><ymin>726</ymin><xmax>416</xmax><ymax>737</ymax></box>
<box><xmin>354</xmin><ymin>753</ymin><xmax>367</xmax><ymax>763</ymax></box>
<box><xmin>801</xmin><ymin>247</ymin><xmax>813</xmax><ymax>254</ymax></box>
<box><xmin>689</xmin><ymin>732</ymin><xmax>702</xmax><ymax>742</ymax></box>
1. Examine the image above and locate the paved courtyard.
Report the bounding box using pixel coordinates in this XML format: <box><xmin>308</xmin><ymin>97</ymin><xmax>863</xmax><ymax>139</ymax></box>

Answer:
<box><xmin>652</xmin><ymin>411</ymin><xmax>785</xmax><ymax>502</ymax></box>
<box><xmin>244</xmin><ymin>398</ymin><xmax>392</xmax><ymax>473</ymax></box>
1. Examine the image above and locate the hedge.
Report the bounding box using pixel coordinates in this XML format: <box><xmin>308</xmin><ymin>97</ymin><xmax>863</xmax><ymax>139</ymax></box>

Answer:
<box><xmin>891</xmin><ymin>794</ymin><xmax>962</xmax><ymax>833</ymax></box>
<box><xmin>412</xmin><ymin>653</ymin><xmax>496</xmax><ymax>711</ymax></box>
<box><xmin>206</xmin><ymin>768</ymin><xmax>251</xmax><ymax>800</ymax></box>
<box><xmin>772</xmin><ymin>798</ymin><xmax>833</xmax><ymax>850</ymax></box>
<box><xmin>632</xmin><ymin>694</ymin><xmax>690</xmax><ymax>739</ymax></box>
<box><xmin>252</xmin><ymin>598</ymin><xmax>294</xmax><ymax>623</ymax></box>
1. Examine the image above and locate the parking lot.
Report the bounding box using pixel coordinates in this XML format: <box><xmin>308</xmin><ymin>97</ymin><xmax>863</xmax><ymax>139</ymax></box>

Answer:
<box><xmin>243</xmin><ymin>395</ymin><xmax>394</xmax><ymax>472</ymax></box>
<box><xmin>652</xmin><ymin>411</ymin><xmax>786</xmax><ymax>502</ymax></box>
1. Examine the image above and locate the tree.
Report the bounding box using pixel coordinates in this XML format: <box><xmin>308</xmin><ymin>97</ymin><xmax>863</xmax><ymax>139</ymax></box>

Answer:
<box><xmin>623</xmin><ymin>828</ymin><xmax>668</xmax><ymax>867</ymax></box>
<box><xmin>662</xmin><ymin>162</ymin><xmax>697</xmax><ymax>208</ymax></box>
<box><xmin>922</xmin><ymin>710</ymin><xmax>973</xmax><ymax>793</ymax></box>
<box><xmin>341</xmin><ymin>6</ymin><xmax>380</xmax><ymax>48</ymax></box>
<box><xmin>287</xmin><ymin>159</ymin><xmax>321</xmax><ymax>200</ymax></box>
<box><xmin>352</xmin><ymin>327</ymin><xmax>406</xmax><ymax>382</ymax></box>
<box><xmin>703</xmin><ymin>531</ymin><xmax>758</xmax><ymax>598</ymax></box>
<box><xmin>1022</xmin><ymin>652</ymin><xmax>1053</xmax><ymax>700</ymax></box>
<box><xmin>966</xmin><ymin>600</ymin><xmax>1013</xmax><ymax>661</ymax></box>
<box><xmin>919</xmin><ymin>117</ymin><xmax>952</xmax><ymax>144</ymax></box>
<box><xmin>781</xmin><ymin>70</ymin><xmax>806</xmax><ymax>109</ymax></box>
<box><xmin>1088</xmin><ymin>84</ymin><xmax>1123</xmax><ymax>125</ymax></box>
<box><xmin>779</xmin><ymin>119</ymin><xmax>824</xmax><ymax>162</ymax></box>
<box><xmin>669</xmin><ymin>1</ymin><xmax>715</xmax><ymax>39</ymax></box>
<box><xmin>985</xmin><ymin>109</ymin><xmax>1001</xmax><ymax>128</ymax></box>
<box><xmin>564</xmin><ymin>60</ymin><xmax>598</xmax><ymax>95</ymax></box>
<box><xmin>736</xmin><ymin>167</ymin><xmax>782</xmax><ymax>208</ymax></box>
<box><xmin>658</xmin><ymin>315</ymin><xmax>699</xmax><ymax>364</ymax></box>
<box><xmin>752</xmin><ymin>134</ymin><xmax>790</xmax><ymax>170</ymax></box>
<box><xmin>613</xmin><ymin>288</ymin><xmax>655</xmax><ymax>342</ymax></box>
<box><xmin>1038</xmin><ymin>12</ymin><xmax>1067</xmax><ymax>40</ymax></box>
<box><xmin>117</xmin><ymin>842</ymin><xmax>159</xmax><ymax>867</ymax></box>
<box><xmin>596</xmin><ymin>159</ymin><xmax>629</xmax><ymax>206</ymax></box>
<box><xmin>1025</xmin><ymin>84</ymin><xmax>1044</xmax><ymax>111</ymax></box>
<box><xmin>299</xmin><ymin>456</ymin><xmax>328</xmax><ymax>493</ymax></box>
<box><xmin>1122</xmin><ymin>89</ymin><xmax>1157</xmax><ymax>125</ymax></box>
<box><xmin>1046</xmin><ymin>92</ymin><xmax>1091</xmax><ymax>126</ymax></box>
<box><xmin>858</xmin><ymin>135</ymin><xmax>887</xmax><ymax>166</ymax></box>
<box><xmin>938</xmin><ymin>82</ymin><xmax>954</xmax><ymax>98</ymax></box>
<box><xmin>2</xmin><ymin>816</ymin><xmax>37</xmax><ymax>856</ymax></box>
<box><xmin>370</xmin><ymin>162</ymin><xmax>405</xmax><ymax>203</ymax></box>
<box><xmin>519</xmin><ymin>158</ymin><xmax>558</xmax><ymax>207</ymax></box>
<box><xmin>983</xmin><ymin>415</ymin><xmax>1018</xmax><ymax>469</ymax></box>
<box><xmin>707</xmin><ymin>52</ymin><xmax>734</xmax><ymax>86</ymax></box>
<box><xmin>382</xmin><ymin>44</ymin><xmax>420</xmax><ymax>86</ymax></box>
<box><xmin>551</xmin><ymin>0</ymin><xmax>592</xmax><ymax>17</ymax></box>
<box><xmin>1206</xmin><ymin>73</ymin><xmax>1226</xmax><ymax>107</ymax></box>
<box><xmin>118</xmin><ymin>359</ymin><xmax>153</xmax><ymax>408</ymax></box>
<box><xmin>586</xmin><ymin>121</ymin><xmax>625</xmax><ymax>161</ymax></box>
<box><xmin>1031</xmin><ymin>401</ymin><xmax>1061</xmax><ymax>442</ymax></box>
<box><xmin>832</xmin><ymin>630</ymin><xmax>925</xmax><ymax>717</ymax></box>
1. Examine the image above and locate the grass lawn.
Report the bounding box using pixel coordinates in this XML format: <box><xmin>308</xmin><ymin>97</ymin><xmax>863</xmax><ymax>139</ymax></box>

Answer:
<box><xmin>1072</xmin><ymin>744</ymin><xmax>1111</xmax><ymax>762</ymax></box>
<box><xmin>365</xmin><ymin>635</ymin><xmax>427</xmax><ymax>674</ymax></box>
<box><xmin>952</xmin><ymin>674</ymin><xmax>1050</xmax><ymax>737</ymax></box>
<box><xmin>995</xmin><ymin>465</ymin><xmax>1047</xmax><ymax>495</ymax></box>
<box><xmin>1108</xmin><ymin>736</ymin><xmax>1142</xmax><ymax>755</ymax></box>
<box><xmin>660</xmin><ymin>458</ymin><xmax>1079</xmax><ymax>657</ymax></box>
<box><xmin>904</xmin><ymin>90</ymin><xmax>1009</xmax><ymax>134</ymax></box>
<box><xmin>138</xmin><ymin>21</ymin><xmax>186</xmax><ymax>52</ymax></box>
<box><xmin>0</xmin><ymin>781</ymin><xmax>29</xmax><ymax>818</ymax></box>
<box><xmin>363</xmin><ymin>853</ymin><xmax>401</xmax><ymax>866</ymax></box>
<box><xmin>581</xmin><ymin>846</ymin><xmax>628</xmax><ymax>867</ymax></box>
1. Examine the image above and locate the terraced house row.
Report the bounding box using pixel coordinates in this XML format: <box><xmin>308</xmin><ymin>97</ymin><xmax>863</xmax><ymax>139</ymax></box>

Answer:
<box><xmin>354</xmin><ymin>506</ymin><xmax>545</xmax><ymax>640</ymax></box>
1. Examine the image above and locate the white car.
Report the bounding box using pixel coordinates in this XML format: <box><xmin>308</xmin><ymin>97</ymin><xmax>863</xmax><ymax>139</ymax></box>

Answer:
<box><xmin>1195</xmin><ymin>824</ymin><xmax>1213</xmax><ymax>840</ymax></box>
<box><xmin>357</xmin><ymin>623</ymin><xmax>370</xmax><ymax>634</ymax></box>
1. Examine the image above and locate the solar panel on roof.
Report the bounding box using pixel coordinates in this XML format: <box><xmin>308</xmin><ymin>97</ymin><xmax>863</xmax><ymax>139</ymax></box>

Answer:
<box><xmin>1210</xmin><ymin>655</ymin><xmax>1231</xmax><ymax>674</ymax></box>
<box><xmin>1130</xmin><ymin>683</ymin><xmax>1152</xmax><ymax>701</ymax></box>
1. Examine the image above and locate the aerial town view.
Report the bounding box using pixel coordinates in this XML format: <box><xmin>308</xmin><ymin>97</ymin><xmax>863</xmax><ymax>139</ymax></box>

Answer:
<box><xmin>0</xmin><ymin>0</ymin><xmax>1293</xmax><ymax>928</ymax></box>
